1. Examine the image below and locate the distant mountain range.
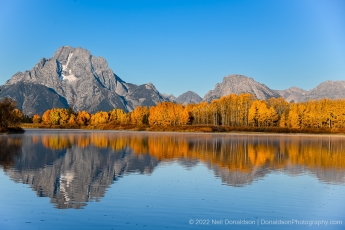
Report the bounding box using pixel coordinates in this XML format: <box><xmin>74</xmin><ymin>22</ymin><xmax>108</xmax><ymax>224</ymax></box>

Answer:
<box><xmin>1</xmin><ymin>46</ymin><xmax>344</xmax><ymax>115</ymax></box>
<box><xmin>202</xmin><ymin>74</ymin><xmax>345</xmax><ymax>103</ymax></box>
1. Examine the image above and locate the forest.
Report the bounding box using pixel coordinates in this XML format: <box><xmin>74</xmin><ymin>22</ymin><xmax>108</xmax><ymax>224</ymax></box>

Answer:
<box><xmin>22</xmin><ymin>93</ymin><xmax>345</xmax><ymax>133</ymax></box>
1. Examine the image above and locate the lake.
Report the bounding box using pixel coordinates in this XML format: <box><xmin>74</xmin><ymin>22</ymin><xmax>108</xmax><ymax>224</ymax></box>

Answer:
<box><xmin>0</xmin><ymin>129</ymin><xmax>344</xmax><ymax>229</ymax></box>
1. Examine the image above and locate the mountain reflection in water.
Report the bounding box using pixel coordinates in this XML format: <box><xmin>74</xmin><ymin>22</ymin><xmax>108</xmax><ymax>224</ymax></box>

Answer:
<box><xmin>1</xmin><ymin>130</ymin><xmax>345</xmax><ymax>209</ymax></box>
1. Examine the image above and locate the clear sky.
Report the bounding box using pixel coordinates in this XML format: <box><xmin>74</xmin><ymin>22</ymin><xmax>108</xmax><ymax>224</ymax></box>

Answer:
<box><xmin>1</xmin><ymin>0</ymin><xmax>344</xmax><ymax>97</ymax></box>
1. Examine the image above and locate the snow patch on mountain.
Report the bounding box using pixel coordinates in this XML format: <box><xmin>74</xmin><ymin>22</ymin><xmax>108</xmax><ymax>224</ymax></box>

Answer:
<box><xmin>62</xmin><ymin>53</ymin><xmax>73</xmax><ymax>71</ymax></box>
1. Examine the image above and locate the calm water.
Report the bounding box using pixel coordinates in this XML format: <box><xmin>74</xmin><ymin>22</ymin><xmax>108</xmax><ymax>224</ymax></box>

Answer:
<box><xmin>0</xmin><ymin>130</ymin><xmax>344</xmax><ymax>230</ymax></box>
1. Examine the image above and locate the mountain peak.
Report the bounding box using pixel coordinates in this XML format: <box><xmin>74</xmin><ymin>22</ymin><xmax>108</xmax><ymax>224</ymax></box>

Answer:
<box><xmin>275</xmin><ymin>86</ymin><xmax>307</xmax><ymax>102</ymax></box>
<box><xmin>162</xmin><ymin>94</ymin><xmax>177</xmax><ymax>102</ymax></box>
<box><xmin>1</xmin><ymin>46</ymin><xmax>168</xmax><ymax>115</ymax></box>
<box><xmin>176</xmin><ymin>91</ymin><xmax>202</xmax><ymax>104</ymax></box>
<box><xmin>304</xmin><ymin>80</ymin><xmax>345</xmax><ymax>101</ymax></box>
<box><xmin>203</xmin><ymin>74</ymin><xmax>280</xmax><ymax>102</ymax></box>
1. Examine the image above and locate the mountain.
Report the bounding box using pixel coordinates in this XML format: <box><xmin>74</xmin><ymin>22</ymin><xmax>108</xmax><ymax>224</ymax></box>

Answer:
<box><xmin>275</xmin><ymin>81</ymin><xmax>345</xmax><ymax>102</ymax></box>
<box><xmin>303</xmin><ymin>80</ymin><xmax>345</xmax><ymax>101</ymax></box>
<box><xmin>1</xmin><ymin>46</ymin><xmax>344</xmax><ymax>115</ymax></box>
<box><xmin>162</xmin><ymin>93</ymin><xmax>177</xmax><ymax>102</ymax></box>
<box><xmin>203</xmin><ymin>74</ymin><xmax>281</xmax><ymax>102</ymax></box>
<box><xmin>203</xmin><ymin>75</ymin><xmax>345</xmax><ymax>103</ymax></box>
<box><xmin>176</xmin><ymin>91</ymin><xmax>202</xmax><ymax>104</ymax></box>
<box><xmin>275</xmin><ymin>86</ymin><xmax>307</xmax><ymax>102</ymax></box>
<box><xmin>0</xmin><ymin>82</ymin><xmax>69</xmax><ymax>115</ymax></box>
<box><xmin>0</xmin><ymin>46</ymin><xmax>167</xmax><ymax>115</ymax></box>
<box><xmin>162</xmin><ymin>91</ymin><xmax>202</xmax><ymax>104</ymax></box>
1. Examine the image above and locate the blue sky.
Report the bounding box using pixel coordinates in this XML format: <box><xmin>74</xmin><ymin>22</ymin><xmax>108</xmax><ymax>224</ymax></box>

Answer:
<box><xmin>1</xmin><ymin>0</ymin><xmax>344</xmax><ymax>97</ymax></box>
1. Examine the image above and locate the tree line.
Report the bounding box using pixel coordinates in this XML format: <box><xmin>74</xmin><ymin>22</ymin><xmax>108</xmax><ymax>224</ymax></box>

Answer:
<box><xmin>29</xmin><ymin>93</ymin><xmax>345</xmax><ymax>131</ymax></box>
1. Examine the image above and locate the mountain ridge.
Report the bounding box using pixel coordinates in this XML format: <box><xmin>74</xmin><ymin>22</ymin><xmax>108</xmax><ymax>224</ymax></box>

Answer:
<box><xmin>1</xmin><ymin>46</ymin><xmax>344</xmax><ymax>115</ymax></box>
<box><xmin>203</xmin><ymin>74</ymin><xmax>281</xmax><ymax>102</ymax></box>
<box><xmin>202</xmin><ymin>75</ymin><xmax>345</xmax><ymax>103</ymax></box>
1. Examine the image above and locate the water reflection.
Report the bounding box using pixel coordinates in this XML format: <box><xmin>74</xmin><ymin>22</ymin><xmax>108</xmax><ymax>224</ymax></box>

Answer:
<box><xmin>1</xmin><ymin>131</ymin><xmax>345</xmax><ymax>209</ymax></box>
<box><xmin>0</xmin><ymin>136</ymin><xmax>22</xmax><ymax>170</ymax></box>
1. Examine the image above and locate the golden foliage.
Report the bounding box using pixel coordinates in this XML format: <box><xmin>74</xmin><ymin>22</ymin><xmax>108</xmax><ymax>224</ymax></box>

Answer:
<box><xmin>109</xmin><ymin>109</ymin><xmax>127</xmax><ymax>124</ymax></box>
<box><xmin>76</xmin><ymin>111</ymin><xmax>91</xmax><ymax>126</ymax></box>
<box><xmin>68</xmin><ymin>114</ymin><xmax>77</xmax><ymax>124</ymax></box>
<box><xmin>130</xmin><ymin>106</ymin><xmax>149</xmax><ymax>125</ymax></box>
<box><xmin>40</xmin><ymin>108</ymin><xmax>73</xmax><ymax>125</ymax></box>
<box><xmin>32</xmin><ymin>114</ymin><xmax>41</xmax><ymax>124</ymax></box>
<box><xmin>90</xmin><ymin>111</ymin><xmax>109</xmax><ymax>126</ymax></box>
<box><xmin>41</xmin><ymin>110</ymin><xmax>52</xmax><ymax>125</ymax></box>
<box><xmin>35</xmin><ymin>93</ymin><xmax>345</xmax><ymax>131</ymax></box>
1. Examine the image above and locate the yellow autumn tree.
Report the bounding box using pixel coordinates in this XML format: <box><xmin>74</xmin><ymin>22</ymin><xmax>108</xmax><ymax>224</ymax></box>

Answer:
<box><xmin>248</xmin><ymin>100</ymin><xmax>260</xmax><ymax>127</ymax></box>
<box><xmin>279</xmin><ymin>114</ymin><xmax>286</xmax><ymax>128</ymax></box>
<box><xmin>90</xmin><ymin>111</ymin><xmax>109</xmax><ymax>126</ymax></box>
<box><xmin>59</xmin><ymin>109</ymin><xmax>69</xmax><ymax>125</ymax></box>
<box><xmin>76</xmin><ymin>111</ymin><xmax>91</xmax><ymax>126</ymax></box>
<box><xmin>32</xmin><ymin>114</ymin><xmax>41</xmax><ymax>124</ymax></box>
<box><xmin>130</xmin><ymin>106</ymin><xmax>149</xmax><ymax>125</ymax></box>
<box><xmin>109</xmin><ymin>109</ymin><xmax>127</xmax><ymax>124</ymax></box>
<box><xmin>49</xmin><ymin>109</ymin><xmax>60</xmax><ymax>125</ymax></box>
<box><xmin>41</xmin><ymin>110</ymin><xmax>52</xmax><ymax>125</ymax></box>
<box><xmin>288</xmin><ymin>103</ymin><xmax>300</xmax><ymax>128</ymax></box>
<box><xmin>180</xmin><ymin>104</ymin><xmax>194</xmax><ymax>125</ymax></box>
<box><xmin>68</xmin><ymin>114</ymin><xmax>77</xmax><ymax>125</ymax></box>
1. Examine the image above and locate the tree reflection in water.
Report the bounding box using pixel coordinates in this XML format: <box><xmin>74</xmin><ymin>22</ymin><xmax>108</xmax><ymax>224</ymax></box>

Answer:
<box><xmin>0</xmin><ymin>135</ymin><xmax>22</xmax><ymax>170</ymax></box>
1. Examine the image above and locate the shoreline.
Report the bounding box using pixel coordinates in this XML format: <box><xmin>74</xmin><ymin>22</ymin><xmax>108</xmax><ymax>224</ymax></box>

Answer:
<box><xmin>21</xmin><ymin>127</ymin><xmax>345</xmax><ymax>138</ymax></box>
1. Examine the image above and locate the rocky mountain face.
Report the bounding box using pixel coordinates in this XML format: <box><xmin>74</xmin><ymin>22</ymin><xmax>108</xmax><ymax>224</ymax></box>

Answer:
<box><xmin>162</xmin><ymin>93</ymin><xmax>177</xmax><ymax>102</ymax></box>
<box><xmin>275</xmin><ymin>81</ymin><xmax>345</xmax><ymax>102</ymax></box>
<box><xmin>0</xmin><ymin>82</ymin><xmax>69</xmax><ymax>115</ymax></box>
<box><xmin>203</xmin><ymin>74</ymin><xmax>281</xmax><ymax>102</ymax></box>
<box><xmin>203</xmin><ymin>75</ymin><xmax>345</xmax><ymax>103</ymax></box>
<box><xmin>275</xmin><ymin>86</ymin><xmax>307</xmax><ymax>102</ymax></box>
<box><xmin>0</xmin><ymin>46</ymin><xmax>167</xmax><ymax>115</ymax></box>
<box><xmin>303</xmin><ymin>80</ymin><xmax>345</xmax><ymax>101</ymax></box>
<box><xmin>176</xmin><ymin>91</ymin><xmax>202</xmax><ymax>104</ymax></box>
<box><xmin>162</xmin><ymin>91</ymin><xmax>202</xmax><ymax>104</ymax></box>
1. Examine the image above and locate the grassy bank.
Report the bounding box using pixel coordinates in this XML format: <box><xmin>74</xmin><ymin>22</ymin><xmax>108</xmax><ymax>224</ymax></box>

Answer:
<box><xmin>20</xmin><ymin>123</ymin><xmax>345</xmax><ymax>134</ymax></box>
